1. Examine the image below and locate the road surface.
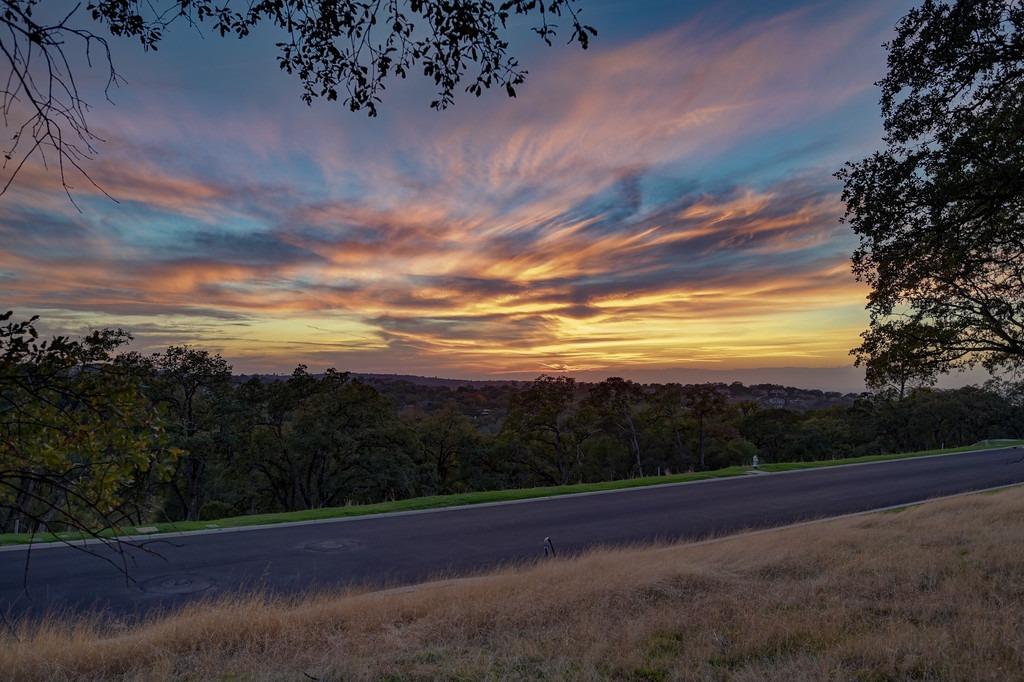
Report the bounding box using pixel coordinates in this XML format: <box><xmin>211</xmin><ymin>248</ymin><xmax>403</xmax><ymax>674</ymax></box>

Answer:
<box><xmin>2</xmin><ymin>446</ymin><xmax>1023</xmax><ymax>619</ymax></box>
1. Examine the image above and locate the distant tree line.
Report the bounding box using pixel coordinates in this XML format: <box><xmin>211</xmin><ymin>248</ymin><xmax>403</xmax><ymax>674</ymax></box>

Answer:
<box><xmin>4</xmin><ymin>312</ymin><xmax>1023</xmax><ymax>535</ymax></box>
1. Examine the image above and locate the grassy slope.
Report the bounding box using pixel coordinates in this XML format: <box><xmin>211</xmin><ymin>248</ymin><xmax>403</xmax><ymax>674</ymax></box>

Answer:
<box><xmin>4</xmin><ymin>482</ymin><xmax>1024</xmax><ymax>680</ymax></box>
<box><xmin>1</xmin><ymin>439</ymin><xmax>1021</xmax><ymax>546</ymax></box>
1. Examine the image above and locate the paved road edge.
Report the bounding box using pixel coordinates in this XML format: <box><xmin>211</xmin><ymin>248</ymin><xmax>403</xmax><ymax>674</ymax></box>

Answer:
<box><xmin>2</xmin><ymin>444</ymin><xmax>1021</xmax><ymax>553</ymax></box>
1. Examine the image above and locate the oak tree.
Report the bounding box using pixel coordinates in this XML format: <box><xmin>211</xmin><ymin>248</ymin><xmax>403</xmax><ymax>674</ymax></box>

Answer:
<box><xmin>838</xmin><ymin>0</ymin><xmax>1024</xmax><ymax>390</ymax></box>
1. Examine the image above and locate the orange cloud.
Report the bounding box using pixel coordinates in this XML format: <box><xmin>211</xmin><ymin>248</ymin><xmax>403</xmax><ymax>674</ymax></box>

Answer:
<box><xmin>0</xmin><ymin>2</ymin><xmax>894</xmax><ymax>377</ymax></box>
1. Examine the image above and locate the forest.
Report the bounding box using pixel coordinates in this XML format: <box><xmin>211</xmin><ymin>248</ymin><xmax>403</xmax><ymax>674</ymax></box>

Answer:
<box><xmin>3</xmin><ymin>312</ymin><xmax>1023</xmax><ymax>534</ymax></box>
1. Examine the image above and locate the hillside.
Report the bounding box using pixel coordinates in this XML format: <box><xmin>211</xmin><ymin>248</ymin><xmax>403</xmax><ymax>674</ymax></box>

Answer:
<box><xmin>4</xmin><ymin>486</ymin><xmax>1023</xmax><ymax>681</ymax></box>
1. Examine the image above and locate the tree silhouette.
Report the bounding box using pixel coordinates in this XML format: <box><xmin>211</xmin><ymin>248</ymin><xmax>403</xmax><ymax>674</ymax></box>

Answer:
<box><xmin>0</xmin><ymin>0</ymin><xmax>595</xmax><ymax>201</ymax></box>
<box><xmin>414</xmin><ymin>401</ymin><xmax>479</xmax><ymax>494</ymax></box>
<box><xmin>583</xmin><ymin>377</ymin><xmax>646</xmax><ymax>476</ymax></box>
<box><xmin>837</xmin><ymin>0</ymin><xmax>1024</xmax><ymax>385</ymax></box>
<box><xmin>680</xmin><ymin>383</ymin><xmax>726</xmax><ymax>470</ymax></box>
<box><xmin>120</xmin><ymin>345</ymin><xmax>233</xmax><ymax>521</ymax></box>
<box><xmin>503</xmin><ymin>375</ymin><xmax>579</xmax><ymax>485</ymax></box>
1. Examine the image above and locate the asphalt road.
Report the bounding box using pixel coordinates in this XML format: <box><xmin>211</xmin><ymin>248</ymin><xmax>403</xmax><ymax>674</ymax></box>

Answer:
<box><xmin>3</xmin><ymin>446</ymin><xmax>1023</xmax><ymax>620</ymax></box>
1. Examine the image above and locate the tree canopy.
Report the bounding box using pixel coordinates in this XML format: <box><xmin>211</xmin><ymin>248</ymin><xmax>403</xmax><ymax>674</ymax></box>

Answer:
<box><xmin>0</xmin><ymin>0</ymin><xmax>595</xmax><ymax>198</ymax></box>
<box><xmin>837</xmin><ymin>0</ymin><xmax>1024</xmax><ymax>390</ymax></box>
<box><xmin>0</xmin><ymin>311</ymin><xmax>178</xmax><ymax>544</ymax></box>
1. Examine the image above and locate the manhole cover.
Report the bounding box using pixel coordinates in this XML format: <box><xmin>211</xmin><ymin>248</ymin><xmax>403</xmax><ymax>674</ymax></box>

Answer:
<box><xmin>302</xmin><ymin>538</ymin><xmax>363</xmax><ymax>553</ymax></box>
<box><xmin>140</xmin><ymin>574</ymin><xmax>214</xmax><ymax>595</ymax></box>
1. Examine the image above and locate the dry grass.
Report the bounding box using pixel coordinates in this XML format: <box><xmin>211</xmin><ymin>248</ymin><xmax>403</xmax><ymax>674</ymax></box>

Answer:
<box><xmin>4</xmin><ymin>488</ymin><xmax>1024</xmax><ymax>681</ymax></box>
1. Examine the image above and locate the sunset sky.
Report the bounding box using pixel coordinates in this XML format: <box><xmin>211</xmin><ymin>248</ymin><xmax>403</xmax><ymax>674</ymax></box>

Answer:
<box><xmin>1</xmin><ymin>0</ymin><xmax>926</xmax><ymax>389</ymax></box>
